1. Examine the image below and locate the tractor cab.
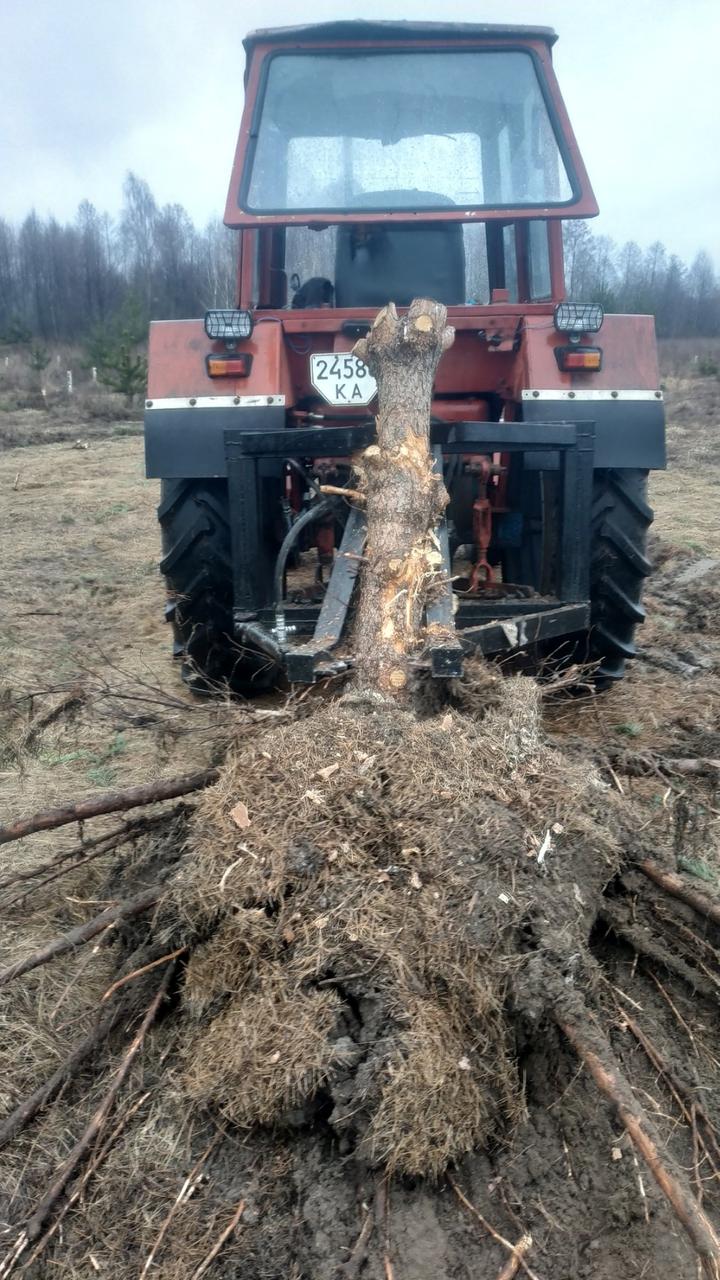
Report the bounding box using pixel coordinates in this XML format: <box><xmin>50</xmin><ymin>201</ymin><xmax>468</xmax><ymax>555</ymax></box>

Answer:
<box><xmin>145</xmin><ymin>22</ymin><xmax>665</xmax><ymax>694</ymax></box>
<box><xmin>226</xmin><ymin>22</ymin><xmax>597</xmax><ymax>315</ymax></box>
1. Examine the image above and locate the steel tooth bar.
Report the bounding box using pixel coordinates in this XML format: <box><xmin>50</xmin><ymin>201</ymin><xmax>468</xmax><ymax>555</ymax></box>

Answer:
<box><xmin>285</xmin><ymin>504</ymin><xmax>367</xmax><ymax>683</ymax></box>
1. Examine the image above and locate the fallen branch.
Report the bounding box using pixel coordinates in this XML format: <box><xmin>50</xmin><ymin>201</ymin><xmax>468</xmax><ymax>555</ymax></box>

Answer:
<box><xmin>556</xmin><ymin>995</ymin><xmax>720</xmax><ymax>1273</ymax></box>
<box><xmin>0</xmin><ymin>1005</ymin><xmax>124</xmax><ymax>1149</ymax></box>
<box><xmin>0</xmin><ymin>887</ymin><xmax>159</xmax><ymax>989</ymax></box>
<box><xmin>189</xmin><ymin>1197</ymin><xmax>246</xmax><ymax>1280</ymax></box>
<box><xmin>639</xmin><ymin>860</ymin><xmax>720</xmax><ymax>928</ymax></box>
<box><xmin>0</xmin><ymin>767</ymin><xmax>217</xmax><ymax>846</ymax></box>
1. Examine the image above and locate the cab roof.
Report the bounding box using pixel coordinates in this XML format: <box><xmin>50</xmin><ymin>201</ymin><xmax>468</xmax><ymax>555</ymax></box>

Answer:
<box><xmin>243</xmin><ymin>21</ymin><xmax>558</xmax><ymax>57</ymax></box>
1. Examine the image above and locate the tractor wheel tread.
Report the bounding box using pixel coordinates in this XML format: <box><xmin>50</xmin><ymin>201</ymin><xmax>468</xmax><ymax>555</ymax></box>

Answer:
<box><xmin>607</xmin><ymin>469</ymin><xmax>655</xmax><ymax>524</ymax></box>
<box><xmin>594</xmin><ymin>573</ymin><xmax>647</xmax><ymax>625</ymax></box>
<box><xmin>586</xmin><ymin>469</ymin><xmax>652</xmax><ymax>684</ymax></box>
<box><xmin>157</xmin><ymin>478</ymin><xmax>276</xmax><ymax>693</ymax></box>
<box><xmin>159</xmin><ymin>515</ymin><xmax>212</xmax><ymax>575</ymax></box>
<box><xmin>594</xmin><ymin>517</ymin><xmax>652</xmax><ymax>578</ymax></box>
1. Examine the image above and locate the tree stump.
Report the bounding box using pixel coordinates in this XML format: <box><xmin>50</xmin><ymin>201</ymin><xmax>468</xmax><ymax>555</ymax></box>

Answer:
<box><xmin>350</xmin><ymin>298</ymin><xmax>455</xmax><ymax>697</ymax></box>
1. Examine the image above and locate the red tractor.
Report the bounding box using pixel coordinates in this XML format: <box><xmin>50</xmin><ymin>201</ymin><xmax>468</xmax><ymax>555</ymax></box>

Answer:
<box><xmin>144</xmin><ymin>21</ymin><xmax>665</xmax><ymax>692</ymax></box>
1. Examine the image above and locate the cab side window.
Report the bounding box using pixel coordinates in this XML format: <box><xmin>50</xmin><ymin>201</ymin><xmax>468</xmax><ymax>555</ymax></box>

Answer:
<box><xmin>528</xmin><ymin>220</ymin><xmax>552</xmax><ymax>300</ymax></box>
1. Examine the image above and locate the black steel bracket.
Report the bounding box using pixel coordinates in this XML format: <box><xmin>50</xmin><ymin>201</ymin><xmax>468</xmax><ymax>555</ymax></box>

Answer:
<box><xmin>224</xmin><ymin>419</ymin><xmax>595</xmax><ymax>682</ymax></box>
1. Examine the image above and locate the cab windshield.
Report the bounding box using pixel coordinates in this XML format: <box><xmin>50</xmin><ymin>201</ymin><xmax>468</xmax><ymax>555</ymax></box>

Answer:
<box><xmin>243</xmin><ymin>49</ymin><xmax>576</xmax><ymax>214</ymax></box>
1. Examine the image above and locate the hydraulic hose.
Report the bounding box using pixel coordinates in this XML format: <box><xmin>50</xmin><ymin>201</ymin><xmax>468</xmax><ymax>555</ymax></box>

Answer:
<box><xmin>273</xmin><ymin>497</ymin><xmax>335</xmax><ymax>611</ymax></box>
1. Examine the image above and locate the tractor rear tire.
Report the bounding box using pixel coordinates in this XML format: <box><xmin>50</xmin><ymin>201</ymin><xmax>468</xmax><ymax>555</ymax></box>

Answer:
<box><xmin>587</xmin><ymin>468</ymin><xmax>653</xmax><ymax>685</ymax></box>
<box><xmin>158</xmin><ymin>479</ymin><xmax>277</xmax><ymax>694</ymax></box>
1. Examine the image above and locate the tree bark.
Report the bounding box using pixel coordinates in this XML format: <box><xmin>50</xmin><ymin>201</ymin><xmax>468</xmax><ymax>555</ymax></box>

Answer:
<box><xmin>350</xmin><ymin>299</ymin><xmax>454</xmax><ymax>697</ymax></box>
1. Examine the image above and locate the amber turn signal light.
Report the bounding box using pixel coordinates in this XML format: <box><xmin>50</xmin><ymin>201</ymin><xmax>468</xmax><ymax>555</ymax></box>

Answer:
<box><xmin>206</xmin><ymin>353</ymin><xmax>253</xmax><ymax>378</ymax></box>
<box><xmin>554</xmin><ymin>345</ymin><xmax>602</xmax><ymax>372</ymax></box>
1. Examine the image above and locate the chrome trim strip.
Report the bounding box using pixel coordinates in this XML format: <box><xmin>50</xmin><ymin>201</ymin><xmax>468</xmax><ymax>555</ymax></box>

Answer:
<box><xmin>145</xmin><ymin>395</ymin><xmax>285</xmax><ymax>410</ymax></box>
<box><xmin>521</xmin><ymin>389</ymin><xmax>663</xmax><ymax>402</ymax></box>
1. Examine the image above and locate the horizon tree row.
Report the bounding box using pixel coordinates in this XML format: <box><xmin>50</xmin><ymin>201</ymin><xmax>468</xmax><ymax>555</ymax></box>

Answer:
<box><xmin>0</xmin><ymin>174</ymin><xmax>718</xmax><ymax>342</ymax></box>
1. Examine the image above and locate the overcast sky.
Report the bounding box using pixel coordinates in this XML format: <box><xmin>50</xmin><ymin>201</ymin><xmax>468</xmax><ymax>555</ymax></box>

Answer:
<box><xmin>1</xmin><ymin>0</ymin><xmax>718</xmax><ymax>263</ymax></box>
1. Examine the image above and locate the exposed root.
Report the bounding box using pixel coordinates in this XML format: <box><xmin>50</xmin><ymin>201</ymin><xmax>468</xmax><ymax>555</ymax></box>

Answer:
<box><xmin>0</xmin><ymin>1003</ymin><xmax>123</xmax><ymax>1148</ymax></box>
<box><xmin>140</xmin><ymin>1130</ymin><xmax>225</xmax><ymax>1278</ymax></box>
<box><xmin>447</xmin><ymin>1174</ymin><xmax>540</xmax><ymax>1280</ymax></box>
<box><xmin>556</xmin><ymin>992</ymin><xmax>720</xmax><ymax>1274</ymax></box>
<box><xmin>20</xmin><ymin>1089</ymin><xmax>152</xmax><ymax>1272</ymax></box>
<box><xmin>189</xmin><ymin>1196</ymin><xmax>246</xmax><ymax>1280</ymax></box>
<box><xmin>619</xmin><ymin>1008</ymin><xmax>720</xmax><ymax>1178</ymax></box>
<box><xmin>640</xmin><ymin>860</ymin><xmax>720</xmax><ymax>927</ymax></box>
<box><xmin>599</xmin><ymin>900</ymin><xmax>719</xmax><ymax>998</ymax></box>
<box><xmin>0</xmin><ymin>806</ymin><xmax>187</xmax><ymax>903</ymax></box>
<box><xmin>338</xmin><ymin>1204</ymin><xmax>375</xmax><ymax>1279</ymax></box>
<box><xmin>495</xmin><ymin>1235</ymin><xmax>533</xmax><ymax>1280</ymax></box>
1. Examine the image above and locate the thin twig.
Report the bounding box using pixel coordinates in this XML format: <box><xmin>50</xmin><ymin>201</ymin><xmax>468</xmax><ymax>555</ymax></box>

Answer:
<box><xmin>188</xmin><ymin>1197</ymin><xmax>246</xmax><ymax>1279</ymax></box>
<box><xmin>102</xmin><ymin>946</ymin><xmax>188</xmax><ymax>1002</ymax></box>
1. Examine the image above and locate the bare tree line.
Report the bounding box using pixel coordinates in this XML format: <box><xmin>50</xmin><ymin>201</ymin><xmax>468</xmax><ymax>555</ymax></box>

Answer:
<box><xmin>0</xmin><ymin>173</ymin><xmax>717</xmax><ymax>342</ymax></box>
<box><xmin>563</xmin><ymin>222</ymin><xmax>719</xmax><ymax>338</ymax></box>
<box><xmin>0</xmin><ymin>174</ymin><xmax>237</xmax><ymax>344</ymax></box>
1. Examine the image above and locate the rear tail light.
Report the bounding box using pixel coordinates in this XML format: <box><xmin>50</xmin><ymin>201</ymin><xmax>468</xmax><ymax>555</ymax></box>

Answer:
<box><xmin>554</xmin><ymin>345</ymin><xmax>603</xmax><ymax>372</ymax></box>
<box><xmin>206</xmin><ymin>353</ymin><xmax>253</xmax><ymax>377</ymax></box>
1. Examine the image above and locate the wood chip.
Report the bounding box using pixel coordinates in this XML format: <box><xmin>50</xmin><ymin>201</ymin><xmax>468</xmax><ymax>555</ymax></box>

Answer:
<box><xmin>317</xmin><ymin>764</ymin><xmax>340</xmax><ymax>781</ymax></box>
<box><xmin>229</xmin><ymin>801</ymin><xmax>250</xmax><ymax>830</ymax></box>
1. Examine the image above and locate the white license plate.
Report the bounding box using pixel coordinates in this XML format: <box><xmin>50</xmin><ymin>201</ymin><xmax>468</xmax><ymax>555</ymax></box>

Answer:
<box><xmin>310</xmin><ymin>352</ymin><xmax>377</xmax><ymax>407</ymax></box>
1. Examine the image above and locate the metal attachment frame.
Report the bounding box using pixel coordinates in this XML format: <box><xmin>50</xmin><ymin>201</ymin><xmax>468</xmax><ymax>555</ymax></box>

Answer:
<box><xmin>225</xmin><ymin>418</ymin><xmax>595</xmax><ymax>682</ymax></box>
